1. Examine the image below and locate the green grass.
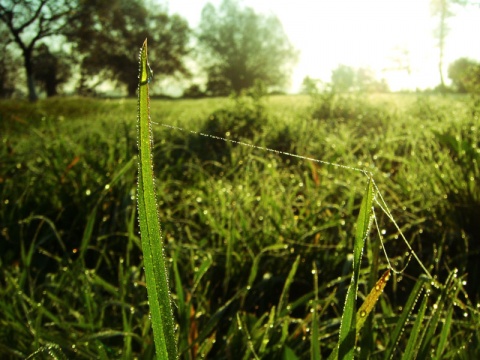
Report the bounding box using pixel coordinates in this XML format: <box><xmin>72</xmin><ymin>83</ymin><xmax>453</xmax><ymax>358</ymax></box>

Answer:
<box><xmin>1</xmin><ymin>89</ymin><xmax>479</xmax><ymax>358</ymax></box>
<box><xmin>137</xmin><ymin>40</ymin><xmax>177</xmax><ymax>359</ymax></box>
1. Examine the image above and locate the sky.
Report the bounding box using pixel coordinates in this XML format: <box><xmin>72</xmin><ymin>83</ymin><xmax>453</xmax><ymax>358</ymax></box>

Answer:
<box><xmin>164</xmin><ymin>0</ymin><xmax>480</xmax><ymax>93</ymax></box>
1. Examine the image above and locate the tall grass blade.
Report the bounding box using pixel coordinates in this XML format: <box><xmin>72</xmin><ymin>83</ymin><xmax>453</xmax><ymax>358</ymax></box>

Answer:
<box><xmin>277</xmin><ymin>255</ymin><xmax>301</xmax><ymax>318</ymax></box>
<box><xmin>137</xmin><ymin>39</ymin><xmax>177</xmax><ymax>359</ymax></box>
<box><xmin>418</xmin><ymin>271</ymin><xmax>458</xmax><ymax>359</ymax></box>
<box><xmin>434</xmin><ymin>305</ymin><xmax>453</xmax><ymax>359</ymax></box>
<box><xmin>403</xmin><ymin>291</ymin><xmax>429</xmax><ymax>359</ymax></box>
<box><xmin>384</xmin><ymin>275</ymin><xmax>429</xmax><ymax>359</ymax></box>
<box><xmin>335</xmin><ymin>176</ymin><xmax>374</xmax><ymax>360</ymax></box>
<box><xmin>311</xmin><ymin>262</ymin><xmax>321</xmax><ymax>360</ymax></box>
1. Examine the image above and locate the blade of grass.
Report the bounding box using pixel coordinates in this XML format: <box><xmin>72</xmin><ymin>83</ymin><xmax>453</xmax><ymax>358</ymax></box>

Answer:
<box><xmin>418</xmin><ymin>271</ymin><xmax>459</xmax><ymax>359</ymax></box>
<box><xmin>137</xmin><ymin>39</ymin><xmax>177</xmax><ymax>360</ymax></box>
<box><xmin>434</xmin><ymin>305</ymin><xmax>453</xmax><ymax>359</ymax></box>
<box><xmin>336</xmin><ymin>176</ymin><xmax>375</xmax><ymax>360</ymax></box>
<box><xmin>277</xmin><ymin>255</ymin><xmax>301</xmax><ymax>318</ymax></box>
<box><xmin>403</xmin><ymin>291</ymin><xmax>429</xmax><ymax>359</ymax></box>
<box><xmin>311</xmin><ymin>262</ymin><xmax>321</xmax><ymax>360</ymax></box>
<box><xmin>259</xmin><ymin>306</ymin><xmax>276</xmax><ymax>355</ymax></box>
<box><xmin>384</xmin><ymin>275</ymin><xmax>429</xmax><ymax>359</ymax></box>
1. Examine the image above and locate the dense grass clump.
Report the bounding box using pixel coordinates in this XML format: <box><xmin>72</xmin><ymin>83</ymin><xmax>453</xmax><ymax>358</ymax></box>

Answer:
<box><xmin>1</xmin><ymin>93</ymin><xmax>479</xmax><ymax>358</ymax></box>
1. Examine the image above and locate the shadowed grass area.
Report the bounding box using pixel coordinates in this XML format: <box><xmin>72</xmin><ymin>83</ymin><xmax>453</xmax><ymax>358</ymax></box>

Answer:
<box><xmin>0</xmin><ymin>91</ymin><xmax>479</xmax><ymax>358</ymax></box>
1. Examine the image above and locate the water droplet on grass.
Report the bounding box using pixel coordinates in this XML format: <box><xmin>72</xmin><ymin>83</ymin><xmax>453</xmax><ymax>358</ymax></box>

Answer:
<box><xmin>146</xmin><ymin>61</ymin><xmax>154</xmax><ymax>83</ymax></box>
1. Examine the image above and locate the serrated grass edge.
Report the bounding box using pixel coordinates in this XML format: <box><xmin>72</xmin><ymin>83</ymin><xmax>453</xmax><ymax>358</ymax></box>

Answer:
<box><xmin>137</xmin><ymin>39</ymin><xmax>177</xmax><ymax>360</ymax></box>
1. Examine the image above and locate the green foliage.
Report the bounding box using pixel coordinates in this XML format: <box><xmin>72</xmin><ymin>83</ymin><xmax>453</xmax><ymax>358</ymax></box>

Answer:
<box><xmin>336</xmin><ymin>178</ymin><xmax>375</xmax><ymax>360</ymax></box>
<box><xmin>1</xmin><ymin>93</ymin><xmax>479</xmax><ymax>358</ymax></box>
<box><xmin>68</xmin><ymin>0</ymin><xmax>190</xmax><ymax>96</ymax></box>
<box><xmin>448</xmin><ymin>57</ymin><xmax>480</xmax><ymax>93</ymax></box>
<box><xmin>309</xmin><ymin>92</ymin><xmax>393</xmax><ymax>138</ymax></box>
<box><xmin>198</xmin><ymin>0</ymin><xmax>297</xmax><ymax>95</ymax></box>
<box><xmin>169</xmin><ymin>94</ymin><xmax>268</xmax><ymax>166</ymax></box>
<box><xmin>0</xmin><ymin>0</ymin><xmax>77</xmax><ymax>101</ymax></box>
<box><xmin>137</xmin><ymin>40</ymin><xmax>177</xmax><ymax>359</ymax></box>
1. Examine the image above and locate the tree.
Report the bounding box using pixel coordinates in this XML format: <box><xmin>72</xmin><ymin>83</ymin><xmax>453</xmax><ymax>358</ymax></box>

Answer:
<box><xmin>448</xmin><ymin>58</ymin><xmax>480</xmax><ymax>93</ymax></box>
<box><xmin>430</xmin><ymin>0</ymin><xmax>470</xmax><ymax>91</ymax></box>
<box><xmin>32</xmin><ymin>43</ymin><xmax>71</xmax><ymax>97</ymax></box>
<box><xmin>331</xmin><ymin>65</ymin><xmax>355</xmax><ymax>92</ymax></box>
<box><xmin>198</xmin><ymin>0</ymin><xmax>297</xmax><ymax>96</ymax></box>
<box><xmin>301</xmin><ymin>76</ymin><xmax>320</xmax><ymax>95</ymax></box>
<box><xmin>356</xmin><ymin>67</ymin><xmax>390</xmax><ymax>93</ymax></box>
<box><xmin>330</xmin><ymin>65</ymin><xmax>389</xmax><ymax>93</ymax></box>
<box><xmin>0</xmin><ymin>0</ymin><xmax>77</xmax><ymax>101</ymax></box>
<box><xmin>67</xmin><ymin>0</ymin><xmax>190</xmax><ymax>97</ymax></box>
<box><xmin>0</xmin><ymin>23</ymin><xmax>18</xmax><ymax>98</ymax></box>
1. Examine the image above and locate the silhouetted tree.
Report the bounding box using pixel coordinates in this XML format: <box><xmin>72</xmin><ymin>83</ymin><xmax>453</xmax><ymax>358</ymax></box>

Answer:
<box><xmin>32</xmin><ymin>43</ymin><xmax>71</xmax><ymax>97</ymax></box>
<box><xmin>0</xmin><ymin>23</ymin><xmax>18</xmax><ymax>98</ymax></box>
<box><xmin>198</xmin><ymin>0</ymin><xmax>297</xmax><ymax>96</ymax></box>
<box><xmin>448</xmin><ymin>58</ymin><xmax>480</xmax><ymax>93</ymax></box>
<box><xmin>0</xmin><ymin>0</ymin><xmax>77</xmax><ymax>101</ymax></box>
<box><xmin>183</xmin><ymin>84</ymin><xmax>204</xmax><ymax>98</ymax></box>
<box><xmin>67</xmin><ymin>0</ymin><xmax>190</xmax><ymax>96</ymax></box>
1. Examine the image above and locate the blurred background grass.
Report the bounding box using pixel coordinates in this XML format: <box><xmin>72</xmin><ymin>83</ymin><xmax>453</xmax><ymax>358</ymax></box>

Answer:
<box><xmin>0</xmin><ymin>93</ymin><xmax>479</xmax><ymax>358</ymax></box>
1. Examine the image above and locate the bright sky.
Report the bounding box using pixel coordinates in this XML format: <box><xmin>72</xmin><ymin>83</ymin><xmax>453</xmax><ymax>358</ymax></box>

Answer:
<box><xmin>165</xmin><ymin>0</ymin><xmax>480</xmax><ymax>92</ymax></box>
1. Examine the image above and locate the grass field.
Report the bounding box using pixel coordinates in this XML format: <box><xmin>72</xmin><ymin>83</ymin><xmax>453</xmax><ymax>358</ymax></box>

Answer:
<box><xmin>1</xmin><ymin>92</ymin><xmax>479</xmax><ymax>358</ymax></box>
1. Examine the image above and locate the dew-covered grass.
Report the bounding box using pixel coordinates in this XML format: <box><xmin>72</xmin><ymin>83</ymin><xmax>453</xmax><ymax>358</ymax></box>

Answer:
<box><xmin>0</xmin><ymin>92</ymin><xmax>479</xmax><ymax>358</ymax></box>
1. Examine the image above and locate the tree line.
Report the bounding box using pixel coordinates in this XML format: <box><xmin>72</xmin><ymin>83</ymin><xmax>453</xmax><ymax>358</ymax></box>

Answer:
<box><xmin>1</xmin><ymin>0</ymin><xmax>479</xmax><ymax>101</ymax></box>
<box><xmin>0</xmin><ymin>0</ymin><xmax>296</xmax><ymax>101</ymax></box>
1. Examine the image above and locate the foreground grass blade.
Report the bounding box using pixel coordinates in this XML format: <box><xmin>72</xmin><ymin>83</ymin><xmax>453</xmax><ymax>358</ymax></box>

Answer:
<box><xmin>311</xmin><ymin>263</ymin><xmax>321</xmax><ymax>360</ymax></box>
<box><xmin>137</xmin><ymin>39</ymin><xmax>177</xmax><ymax>360</ymax></box>
<box><xmin>384</xmin><ymin>275</ymin><xmax>429</xmax><ymax>359</ymax></box>
<box><xmin>333</xmin><ymin>176</ymin><xmax>375</xmax><ymax>360</ymax></box>
<box><xmin>403</xmin><ymin>291</ymin><xmax>429</xmax><ymax>359</ymax></box>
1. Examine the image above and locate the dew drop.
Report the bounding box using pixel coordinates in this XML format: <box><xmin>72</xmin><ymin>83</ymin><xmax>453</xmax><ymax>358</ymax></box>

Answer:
<box><xmin>146</xmin><ymin>61</ymin><xmax>154</xmax><ymax>83</ymax></box>
<box><xmin>360</xmin><ymin>310</ymin><xmax>367</xmax><ymax>317</ymax></box>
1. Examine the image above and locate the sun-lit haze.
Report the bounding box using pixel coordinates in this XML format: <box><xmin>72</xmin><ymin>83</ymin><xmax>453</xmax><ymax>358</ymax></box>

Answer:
<box><xmin>165</xmin><ymin>0</ymin><xmax>480</xmax><ymax>92</ymax></box>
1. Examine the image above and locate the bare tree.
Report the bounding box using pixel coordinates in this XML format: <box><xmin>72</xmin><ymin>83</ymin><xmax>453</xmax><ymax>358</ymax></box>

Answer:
<box><xmin>0</xmin><ymin>0</ymin><xmax>76</xmax><ymax>101</ymax></box>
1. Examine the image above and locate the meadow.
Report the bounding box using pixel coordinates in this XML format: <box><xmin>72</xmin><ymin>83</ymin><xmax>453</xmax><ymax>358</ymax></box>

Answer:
<box><xmin>0</xmin><ymin>91</ymin><xmax>479</xmax><ymax>359</ymax></box>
